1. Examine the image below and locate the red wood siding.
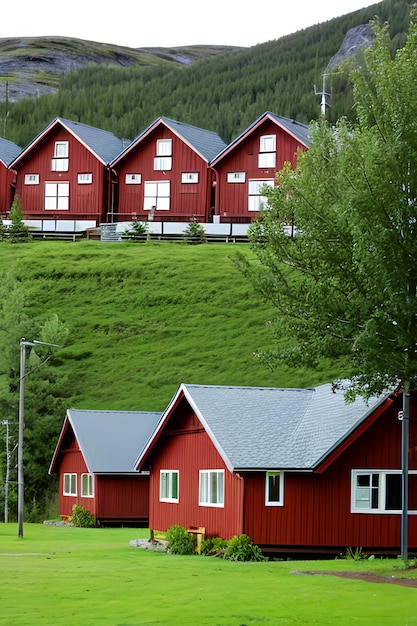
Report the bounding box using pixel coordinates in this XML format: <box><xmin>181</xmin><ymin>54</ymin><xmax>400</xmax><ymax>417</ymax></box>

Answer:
<box><xmin>148</xmin><ymin>400</ymin><xmax>244</xmax><ymax>538</ymax></box>
<box><xmin>14</xmin><ymin>124</ymin><xmax>107</xmax><ymax>224</ymax></box>
<box><xmin>213</xmin><ymin>119</ymin><xmax>307</xmax><ymax>223</ymax></box>
<box><xmin>0</xmin><ymin>164</ymin><xmax>16</xmax><ymax>214</ymax></box>
<box><xmin>243</xmin><ymin>397</ymin><xmax>417</xmax><ymax>552</ymax></box>
<box><xmin>95</xmin><ymin>475</ymin><xmax>149</xmax><ymax>522</ymax></box>
<box><xmin>55</xmin><ymin>446</ymin><xmax>94</xmax><ymax>518</ymax></box>
<box><xmin>113</xmin><ymin>126</ymin><xmax>211</xmax><ymax>223</ymax></box>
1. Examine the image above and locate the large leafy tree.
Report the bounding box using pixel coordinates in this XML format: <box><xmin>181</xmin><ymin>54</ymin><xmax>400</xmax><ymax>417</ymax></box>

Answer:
<box><xmin>242</xmin><ymin>12</ymin><xmax>417</xmax><ymax>403</ymax></box>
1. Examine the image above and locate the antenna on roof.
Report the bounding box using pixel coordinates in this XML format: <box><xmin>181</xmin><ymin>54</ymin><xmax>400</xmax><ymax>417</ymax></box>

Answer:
<box><xmin>314</xmin><ymin>74</ymin><xmax>331</xmax><ymax>117</ymax></box>
<box><xmin>3</xmin><ymin>81</ymin><xmax>9</xmax><ymax>139</ymax></box>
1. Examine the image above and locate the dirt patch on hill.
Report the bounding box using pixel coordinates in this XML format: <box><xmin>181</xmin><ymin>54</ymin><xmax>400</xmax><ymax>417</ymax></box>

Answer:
<box><xmin>291</xmin><ymin>570</ymin><xmax>417</xmax><ymax>588</ymax></box>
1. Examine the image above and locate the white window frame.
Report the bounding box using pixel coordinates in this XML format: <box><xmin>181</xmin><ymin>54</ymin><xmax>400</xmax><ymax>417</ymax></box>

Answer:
<box><xmin>351</xmin><ymin>469</ymin><xmax>417</xmax><ymax>514</ymax></box>
<box><xmin>51</xmin><ymin>141</ymin><xmax>69</xmax><ymax>172</ymax></box>
<box><xmin>258</xmin><ymin>134</ymin><xmax>276</xmax><ymax>168</ymax></box>
<box><xmin>227</xmin><ymin>172</ymin><xmax>246</xmax><ymax>183</ymax></box>
<box><xmin>125</xmin><ymin>173</ymin><xmax>142</xmax><ymax>185</ymax></box>
<box><xmin>154</xmin><ymin>139</ymin><xmax>172</xmax><ymax>171</ymax></box>
<box><xmin>63</xmin><ymin>473</ymin><xmax>77</xmax><ymax>496</ymax></box>
<box><xmin>265</xmin><ymin>471</ymin><xmax>284</xmax><ymax>506</ymax></box>
<box><xmin>144</xmin><ymin>180</ymin><xmax>170</xmax><ymax>211</ymax></box>
<box><xmin>160</xmin><ymin>470</ymin><xmax>179</xmax><ymax>503</ymax></box>
<box><xmin>78</xmin><ymin>173</ymin><xmax>92</xmax><ymax>184</ymax></box>
<box><xmin>248</xmin><ymin>178</ymin><xmax>274</xmax><ymax>212</ymax></box>
<box><xmin>199</xmin><ymin>470</ymin><xmax>224</xmax><ymax>507</ymax></box>
<box><xmin>81</xmin><ymin>473</ymin><xmax>94</xmax><ymax>498</ymax></box>
<box><xmin>24</xmin><ymin>174</ymin><xmax>39</xmax><ymax>185</ymax></box>
<box><xmin>181</xmin><ymin>172</ymin><xmax>199</xmax><ymax>184</ymax></box>
<box><xmin>45</xmin><ymin>182</ymin><xmax>69</xmax><ymax>211</ymax></box>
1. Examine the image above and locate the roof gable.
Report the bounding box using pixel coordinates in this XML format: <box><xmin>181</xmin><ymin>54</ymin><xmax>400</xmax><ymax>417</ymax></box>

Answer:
<box><xmin>137</xmin><ymin>383</ymin><xmax>388</xmax><ymax>472</ymax></box>
<box><xmin>111</xmin><ymin>116</ymin><xmax>227</xmax><ymax>165</ymax></box>
<box><xmin>211</xmin><ymin>111</ymin><xmax>310</xmax><ymax>166</ymax></box>
<box><xmin>50</xmin><ymin>409</ymin><xmax>162</xmax><ymax>474</ymax></box>
<box><xmin>11</xmin><ymin>117</ymin><xmax>126</xmax><ymax>167</ymax></box>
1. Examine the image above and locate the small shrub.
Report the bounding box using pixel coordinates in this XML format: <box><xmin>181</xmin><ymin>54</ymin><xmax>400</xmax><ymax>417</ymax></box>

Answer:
<box><xmin>166</xmin><ymin>524</ymin><xmax>196</xmax><ymax>555</ymax></box>
<box><xmin>7</xmin><ymin>196</ymin><xmax>32</xmax><ymax>243</ymax></box>
<box><xmin>201</xmin><ymin>536</ymin><xmax>229</xmax><ymax>557</ymax></box>
<box><xmin>223</xmin><ymin>534</ymin><xmax>266</xmax><ymax>562</ymax></box>
<box><xmin>345</xmin><ymin>546</ymin><xmax>368</xmax><ymax>561</ymax></box>
<box><xmin>124</xmin><ymin>220</ymin><xmax>148</xmax><ymax>239</ymax></box>
<box><xmin>182</xmin><ymin>221</ymin><xmax>206</xmax><ymax>244</ymax></box>
<box><xmin>71</xmin><ymin>504</ymin><xmax>96</xmax><ymax>528</ymax></box>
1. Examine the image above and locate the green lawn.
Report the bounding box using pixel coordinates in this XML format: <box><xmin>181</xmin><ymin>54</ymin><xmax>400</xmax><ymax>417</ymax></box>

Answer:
<box><xmin>0</xmin><ymin>524</ymin><xmax>416</xmax><ymax>626</ymax></box>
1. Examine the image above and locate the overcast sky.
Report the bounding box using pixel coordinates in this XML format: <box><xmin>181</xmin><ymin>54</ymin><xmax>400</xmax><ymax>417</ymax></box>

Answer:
<box><xmin>1</xmin><ymin>1</ymin><xmax>377</xmax><ymax>49</ymax></box>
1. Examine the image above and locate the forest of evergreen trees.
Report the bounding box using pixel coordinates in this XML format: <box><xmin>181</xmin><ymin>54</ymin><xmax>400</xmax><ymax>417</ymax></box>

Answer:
<box><xmin>2</xmin><ymin>0</ymin><xmax>413</xmax><ymax>149</ymax></box>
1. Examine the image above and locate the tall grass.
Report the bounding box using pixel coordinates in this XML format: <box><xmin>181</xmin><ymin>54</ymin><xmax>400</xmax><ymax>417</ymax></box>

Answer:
<box><xmin>0</xmin><ymin>524</ymin><xmax>415</xmax><ymax>626</ymax></box>
<box><xmin>0</xmin><ymin>240</ymin><xmax>344</xmax><ymax>411</ymax></box>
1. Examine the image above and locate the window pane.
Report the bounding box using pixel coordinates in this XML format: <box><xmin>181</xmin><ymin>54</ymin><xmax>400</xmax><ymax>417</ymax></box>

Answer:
<box><xmin>268</xmin><ymin>473</ymin><xmax>280</xmax><ymax>502</ymax></box>
<box><xmin>157</xmin><ymin>139</ymin><xmax>172</xmax><ymax>156</ymax></box>
<box><xmin>385</xmin><ymin>474</ymin><xmax>402</xmax><ymax>510</ymax></box>
<box><xmin>70</xmin><ymin>474</ymin><xmax>76</xmax><ymax>494</ymax></box>
<box><xmin>260</xmin><ymin>135</ymin><xmax>276</xmax><ymax>152</ymax></box>
<box><xmin>160</xmin><ymin>472</ymin><xmax>168</xmax><ymax>499</ymax></box>
<box><xmin>171</xmin><ymin>472</ymin><xmax>178</xmax><ymax>499</ymax></box>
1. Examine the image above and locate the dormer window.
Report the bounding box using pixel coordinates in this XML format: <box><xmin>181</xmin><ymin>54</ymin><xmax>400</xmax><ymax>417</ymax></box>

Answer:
<box><xmin>51</xmin><ymin>141</ymin><xmax>69</xmax><ymax>172</ymax></box>
<box><xmin>258</xmin><ymin>134</ymin><xmax>276</xmax><ymax>168</ymax></box>
<box><xmin>154</xmin><ymin>139</ymin><xmax>172</xmax><ymax>171</ymax></box>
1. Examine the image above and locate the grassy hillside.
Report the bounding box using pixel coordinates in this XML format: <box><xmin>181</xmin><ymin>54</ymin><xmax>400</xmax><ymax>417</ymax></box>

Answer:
<box><xmin>0</xmin><ymin>240</ymin><xmax>344</xmax><ymax>412</ymax></box>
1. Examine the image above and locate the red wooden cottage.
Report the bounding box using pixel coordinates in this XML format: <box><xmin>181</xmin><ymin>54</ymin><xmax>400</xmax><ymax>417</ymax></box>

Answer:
<box><xmin>10</xmin><ymin>117</ymin><xmax>126</xmax><ymax>233</ymax></box>
<box><xmin>210</xmin><ymin>112</ymin><xmax>309</xmax><ymax>223</ymax></box>
<box><xmin>49</xmin><ymin>408</ymin><xmax>161</xmax><ymax>525</ymax></box>
<box><xmin>110</xmin><ymin>116</ymin><xmax>227</xmax><ymax>224</ymax></box>
<box><xmin>136</xmin><ymin>383</ymin><xmax>417</xmax><ymax>555</ymax></box>
<box><xmin>0</xmin><ymin>137</ymin><xmax>21</xmax><ymax>215</ymax></box>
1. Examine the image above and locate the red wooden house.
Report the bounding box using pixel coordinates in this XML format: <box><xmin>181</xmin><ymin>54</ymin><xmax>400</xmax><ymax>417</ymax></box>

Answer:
<box><xmin>49</xmin><ymin>408</ymin><xmax>161</xmax><ymax>525</ymax></box>
<box><xmin>110</xmin><ymin>116</ymin><xmax>226</xmax><ymax>223</ymax></box>
<box><xmin>0</xmin><ymin>137</ymin><xmax>21</xmax><ymax>215</ymax></box>
<box><xmin>136</xmin><ymin>383</ymin><xmax>417</xmax><ymax>555</ymax></box>
<box><xmin>10</xmin><ymin>117</ymin><xmax>125</xmax><ymax>232</ymax></box>
<box><xmin>210</xmin><ymin>112</ymin><xmax>309</xmax><ymax>223</ymax></box>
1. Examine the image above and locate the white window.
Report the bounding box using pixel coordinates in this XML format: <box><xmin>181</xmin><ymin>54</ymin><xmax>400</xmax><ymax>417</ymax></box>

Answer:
<box><xmin>24</xmin><ymin>174</ymin><xmax>39</xmax><ymax>185</ymax></box>
<box><xmin>125</xmin><ymin>173</ymin><xmax>142</xmax><ymax>185</ymax></box>
<box><xmin>63</xmin><ymin>473</ymin><xmax>77</xmax><ymax>496</ymax></box>
<box><xmin>351</xmin><ymin>470</ymin><xmax>417</xmax><ymax>513</ymax></box>
<box><xmin>265</xmin><ymin>472</ymin><xmax>284</xmax><ymax>506</ymax></box>
<box><xmin>258</xmin><ymin>134</ymin><xmax>276</xmax><ymax>168</ymax></box>
<box><xmin>199</xmin><ymin>470</ymin><xmax>224</xmax><ymax>507</ymax></box>
<box><xmin>45</xmin><ymin>182</ymin><xmax>69</xmax><ymax>210</ymax></box>
<box><xmin>78</xmin><ymin>173</ymin><xmax>92</xmax><ymax>184</ymax></box>
<box><xmin>181</xmin><ymin>172</ymin><xmax>199</xmax><ymax>184</ymax></box>
<box><xmin>144</xmin><ymin>181</ymin><xmax>170</xmax><ymax>211</ymax></box>
<box><xmin>51</xmin><ymin>141</ymin><xmax>69</xmax><ymax>172</ymax></box>
<box><xmin>81</xmin><ymin>473</ymin><xmax>94</xmax><ymax>497</ymax></box>
<box><xmin>160</xmin><ymin>470</ymin><xmax>179</xmax><ymax>502</ymax></box>
<box><xmin>248</xmin><ymin>179</ymin><xmax>274</xmax><ymax>211</ymax></box>
<box><xmin>154</xmin><ymin>139</ymin><xmax>172</xmax><ymax>170</ymax></box>
<box><xmin>227</xmin><ymin>172</ymin><xmax>246</xmax><ymax>183</ymax></box>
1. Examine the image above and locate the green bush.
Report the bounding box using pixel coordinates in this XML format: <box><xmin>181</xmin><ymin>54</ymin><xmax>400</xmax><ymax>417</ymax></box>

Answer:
<box><xmin>182</xmin><ymin>221</ymin><xmax>206</xmax><ymax>244</ymax></box>
<box><xmin>223</xmin><ymin>534</ymin><xmax>266</xmax><ymax>562</ymax></box>
<box><xmin>201</xmin><ymin>536</ymin><xmax>229</xmax><ymax>557</ymax></box>
<box><xmin>166</xmin><ymin>525</ymin><xmax>196</xmax><ymax>555</ymax></box>
<box><xmin>123</xmin><ymin>220</ymin><xmax>149</xmax><ymax>239</ymax></box>
<box><xmin>71</xmin><ymin>504</ymin><xmax>96</xmax><ymax>528</ymax></box>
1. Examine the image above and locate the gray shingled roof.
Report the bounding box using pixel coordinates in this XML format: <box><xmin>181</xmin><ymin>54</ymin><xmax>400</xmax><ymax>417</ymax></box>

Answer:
<box><xmin>162</xmin><ymin>383</ymin><xmax>387</xmax><ymax>471</ymax></box>
<box><xmin>51</xmin><ymin>409</ymin><xmax>162</xmax><ymax>474</ymax></box>
<box><xmin>160</xmin><ymin>117</ymin><xmax>227</xmax><ymax>162</ymax></box>
<box><xmin>112</xmin><ymin>116</ymin><xmax>227</xmax><ymax>165</ymax></box>
<box><xmin>0</xmin><ymin>137</ymin><xmax>21</xmax><ymax>166</ymax></box>
<box><xmin>59</xmin><ymin>118</ymin><xmax>126</xmax><ymax>164</ymax></box>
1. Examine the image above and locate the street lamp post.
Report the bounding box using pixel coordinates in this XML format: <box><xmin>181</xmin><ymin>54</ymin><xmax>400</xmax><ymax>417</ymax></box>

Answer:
<box><xmin>18</xmin><ymin>338</ymin><xmax>59</xmax><ymax>538</ymax></box>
